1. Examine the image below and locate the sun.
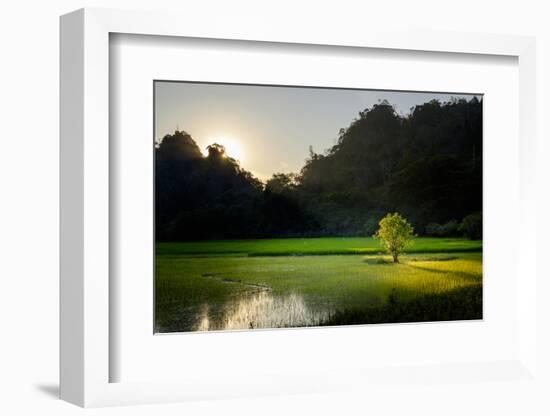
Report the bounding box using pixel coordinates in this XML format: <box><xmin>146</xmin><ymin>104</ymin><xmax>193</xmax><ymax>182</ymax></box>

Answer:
<box><xmin>207</xmin><ymin>136</ymin><xmax>245</xmax><ymax>162</ymax></box>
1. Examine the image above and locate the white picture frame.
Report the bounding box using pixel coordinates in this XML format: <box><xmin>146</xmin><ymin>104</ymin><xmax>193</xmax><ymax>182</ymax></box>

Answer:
<box><xmin>60</xmin><ymin>7</ymin><xmax>539</xmax><ymax>408</ymax></box>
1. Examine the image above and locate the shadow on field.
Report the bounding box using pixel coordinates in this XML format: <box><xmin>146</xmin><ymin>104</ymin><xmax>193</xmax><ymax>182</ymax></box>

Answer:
<box><xmin>363</xmin><ymin>255</ymin><xmax>460</xmax><ymax>266</ymax></box>
<box><xmin>321</xmin><ymin>284</ymin><xmax>482</xmax><ymax>326</ymax></box>
<box><xmin>406</xmin><ymin>256</ymin><xmax>458</xmax><ymax>262</ymax></box>
<box><xmin>362</xmin><ymin>257</ymin><xmax>394</xmax><ymax>265</ymax></box>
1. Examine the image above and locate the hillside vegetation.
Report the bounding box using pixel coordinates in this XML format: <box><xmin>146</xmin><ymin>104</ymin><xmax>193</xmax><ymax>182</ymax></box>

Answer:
<box><xmin>155</xmin><ymin>98</ymin><xmax>482</xmax><ymax>240</ymax></box>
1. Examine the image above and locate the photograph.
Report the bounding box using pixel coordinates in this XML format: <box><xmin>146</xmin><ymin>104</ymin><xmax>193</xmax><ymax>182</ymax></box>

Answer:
<box><xmin>154</xmin><ymin>81</ymin><xmax>483</xmax><ymax>333</ymax></box>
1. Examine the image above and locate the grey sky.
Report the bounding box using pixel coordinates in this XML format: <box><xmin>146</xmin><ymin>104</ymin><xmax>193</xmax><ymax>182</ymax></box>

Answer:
<box><xmin>155</xmin><ymin>81</ymin><xmax>481</xmax><ymax>180</ymax></box>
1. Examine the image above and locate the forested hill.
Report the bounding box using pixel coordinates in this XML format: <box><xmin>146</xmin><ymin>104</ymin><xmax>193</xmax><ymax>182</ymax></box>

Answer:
<box><xmin>155</xmin><ymin>97</ymin><xmax>482</xmax><ymax>241</ymax></box>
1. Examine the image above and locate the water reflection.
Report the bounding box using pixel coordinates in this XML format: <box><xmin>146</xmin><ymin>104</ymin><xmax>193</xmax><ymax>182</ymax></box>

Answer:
<box><xmin>194</xmin><ymin>291</ymin><xmax>330</xmax><ymax>331</ymax></box>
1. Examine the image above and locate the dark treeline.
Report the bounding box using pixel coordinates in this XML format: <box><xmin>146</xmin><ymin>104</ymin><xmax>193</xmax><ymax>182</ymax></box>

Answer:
<box><xmin>156</xmin><ymin>97</ymin><xmax>482</xmax><ymax>241</ymax></box>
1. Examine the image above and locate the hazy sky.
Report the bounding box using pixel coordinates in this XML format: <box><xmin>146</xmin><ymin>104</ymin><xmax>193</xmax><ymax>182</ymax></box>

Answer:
<box><xmin>155</xmin><ymin>81</ymin><xmax>481</xmax><ymax>180</ymax></box>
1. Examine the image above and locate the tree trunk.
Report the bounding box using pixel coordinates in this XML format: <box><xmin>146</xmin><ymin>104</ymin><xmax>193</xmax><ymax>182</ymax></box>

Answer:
<box><xmin>392</xmin><ymin>253</ymin><xmax>399</xmax><ymax>263</ymax></box>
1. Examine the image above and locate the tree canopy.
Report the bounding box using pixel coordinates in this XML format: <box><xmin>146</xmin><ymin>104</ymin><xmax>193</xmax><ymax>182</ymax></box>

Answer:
<box><xmin>155</xmin><ymin>97</ymin><xmax>482</xmax><ymax>240</ymax></box>
<box><xmin>374</xmin><ymin>213</ymin><xmax>415</xmax><ymax>263</ymax></box>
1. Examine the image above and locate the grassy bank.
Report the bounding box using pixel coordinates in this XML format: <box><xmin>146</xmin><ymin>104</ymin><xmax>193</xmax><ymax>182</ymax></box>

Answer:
<box><xmin>323</xmin><ymin>284</ymin><xmax>482</xmax><ymax>326</ymax></box>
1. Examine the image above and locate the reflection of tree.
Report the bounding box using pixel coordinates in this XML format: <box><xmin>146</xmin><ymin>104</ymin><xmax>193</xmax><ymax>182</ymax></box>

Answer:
<box><xmin>193</xmin><ymin>291</ymin><xmax>329</xmax><ymax>331</ymax></box>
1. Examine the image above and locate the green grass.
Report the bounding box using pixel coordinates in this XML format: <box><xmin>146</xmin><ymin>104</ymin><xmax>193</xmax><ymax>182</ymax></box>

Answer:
<box><xmin>157</xmin><ymin>237</ymin><xmax>482</xmax><ymax>257</ymax></box>
<box><xmin>155</xmin><ymin>237</ymin><xmax>482</xmax><ymax>332</ymax></box>
<box><xmin>323</xmin><ymin>284</ymin><xmax>482</xmax><ymax>326</ymax></box>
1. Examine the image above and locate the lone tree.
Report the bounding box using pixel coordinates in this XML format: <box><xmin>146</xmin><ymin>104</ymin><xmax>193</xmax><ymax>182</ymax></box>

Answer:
<box><xmin>374</xmin><ymin>213</ymin><xmax>414</xmax><ymax>263</ymax></box>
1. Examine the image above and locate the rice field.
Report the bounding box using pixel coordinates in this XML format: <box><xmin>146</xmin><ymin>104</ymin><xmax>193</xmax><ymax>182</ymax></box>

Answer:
<box><xmin>155</xmin><ymin>237</ymin><xmax>482</xmax><ymax>332</ymax></box>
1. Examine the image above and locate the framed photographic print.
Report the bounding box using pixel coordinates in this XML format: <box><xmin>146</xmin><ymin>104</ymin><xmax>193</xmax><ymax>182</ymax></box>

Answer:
<box><xmin>60</xmin><ymin>8</ymin><xmax>541</xmax><ymax>408</ymax></box>
<box><xmin>153</xmin><ymin>81</ymin><xmax>483</xmax><ymax>334</ymax></box>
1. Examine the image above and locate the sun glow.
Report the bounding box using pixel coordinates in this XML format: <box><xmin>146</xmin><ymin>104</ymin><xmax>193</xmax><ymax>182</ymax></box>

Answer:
<box><xmin>205</xmin><ymin>136</ymin><xmax>245</xmax><ymax>162</ymax></box>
